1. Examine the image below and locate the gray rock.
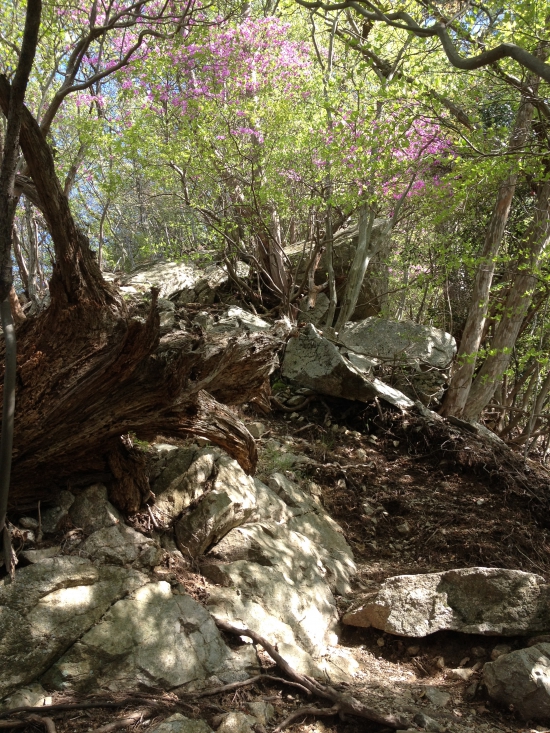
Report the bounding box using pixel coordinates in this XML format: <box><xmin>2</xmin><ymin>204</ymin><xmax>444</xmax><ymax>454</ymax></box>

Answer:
<box><xmin>19</xmin><ymin>517</ymin><xmax>39</xmax><ymax>530</ymax></box>
<box><xmin>299</xmin><ymin>292</ymin><xmax>329</xmax><ymax>326</ymax></box>
<box><xmin>210</xmin><ymin>307</ymin><xmax>270</xmax><ymax>334</ymax></box>
<box><xmin>152</xmin><ymin>447</ymin><xmax>215</xmax><ymax>522</ymax></box>
<box><xmin>21</xmin><ymin>546</ymin><xmax>61</xmax><ymax>563</ymax></box>
<box><xmin>491</xmin><ymin>643</ymin><xmax>512</xmax><ymax>660</ymax></box>
<box><xmin>246</xmin><ymin>422</ymin><xmax>266</xmax><ymax>439</ymax></box>
<box><xmin>343</xmin><ymin>567</ymin><xmax>550</xmax><ymax>637</ymax></box>
<box><xmin>484</xmin><ymin>643</ymin><xmax>550</xmax><ymax>721</ymax></box>
<box><xmin>0</xmin><ymin>556</ymin><xmax>147</xmax><ymax>699</ymax></box>
<box><xmin>204</xmin><ymin>559</ymin><xmax>338</xmax><ymax>659</ymax></box>
<box><xmin>424</xmin><ymin>687</ymin><xmax>451</xmax><ymax>708</ymax></box>
<box><xmin>69</xmin><ymin>484</ymin><xmax>122</xmax><ymax>534</ymax></box>
<box><xmin>149</xmin><ymin>714</ymin><xmax>212</xmax><ymax>733</ymax></box>
<box><xmin>0</xmin><ymin>683</ymin><xmax>48</xmax><ymax>711</ymax></box>
<box><xmin>247</xmin><ymin>701</ymin><xmax>275</xmax><ymax>725</ymax></box>
<box><xmin>413</xmin><ymin>713</ymin><xmax>445</xmax><ymax>732</ymax></box>
<box><xmin>78</xmin><ymin>525</ymin><xmax>162</xmax><ymax>568</ymax></box>
<box><xmin>340</xmin><ymin>318</ymin><xmax>456</xmax><ymax>369</ymax></box>
<box><xmin>282</xmin><ymin>324</ymin><xmax>413</xmax><ymax>409</ymax></box>
<box><xmin>43</xmin><ymin>581</ymin><xmax>258</xmax><ymax>693</ymax></box>
<box><xmin>216</xmin><ymin>712</ymin><xmax>255</xmax><ymax>733</ymax></box>
<box><xmin>41</xmin><ymin>490</ymin><xmax>75</xmax><ymax>534</ymax></box>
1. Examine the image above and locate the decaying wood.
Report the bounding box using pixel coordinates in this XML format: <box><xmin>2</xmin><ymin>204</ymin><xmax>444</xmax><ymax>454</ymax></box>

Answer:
<box><xmin>0</xmin><ymin>75</ymin><xmax>281</xmax><ymax>512</ymax></box>
<box><xmin>214</xmin><ymin>619</ymin><xmax>410</xmax><ymax>730</ymax></box>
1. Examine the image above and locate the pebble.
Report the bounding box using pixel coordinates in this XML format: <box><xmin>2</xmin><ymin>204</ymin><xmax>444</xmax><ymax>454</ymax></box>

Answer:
<box><xmin>413</xmin><ymin>713</ymin><xmax>445</xmax><ymax>732</ymax></box>
<box><xmin>424</xmin><ymin>686</ymin><xmax>451</xmax><ymax>708</ymax></box>
<box><xmin>397</xmin><ymin>520</ymin><xmax>411</xmax><ymax>535</ymax></box>
<box><xmin>448</xmin><ymin>667</ymin><xmax>474</xmax><ymax>681</ymax></box>
<box><xmin>407</xmin><ymin>645</ymin><xmax>420</xmax><ymax>656</ymax></box>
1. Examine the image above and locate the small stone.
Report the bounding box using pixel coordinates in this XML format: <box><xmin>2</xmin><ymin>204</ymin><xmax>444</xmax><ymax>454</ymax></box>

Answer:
<box><xmin>396</xmin><ymin>521</ymin><xmax>410</xmax><ymax>535</ymax></box>
<box><xmin>413</xmin><ymin>713</ymin><xmax>445</xmax><ymax>732</ymax></box>
<box><xmin>148</xmin><ymin>714</ymin><xmax>213</xmax><ymax>733</ymax></box>
<box><xmin>356</xmin><ymin>448</ymin><xmax>367</xmax><ymax>460</ymax></box>
<box><xmin>459</xmin><ymin>656</ymin><xmax>470</xmax><ymax>667</ymax></box>
<box><xmin>247</xmin><ymin>422</ymin><xmax>266</xmax><ymax>439</ymax></box>
<box><xmin>434</xmin><ymin>656</ymin><xmax>446</xmax><ymax>670</ymax></box>
<box><xmin>246</xmin><ymin>701</ymin><xmax>275</xmax><ymax>725</ymax></box>
<box><xmin>407</xmin><ymin>645</ymin><xmax>420</xmax><ymax>656</ymax></box>
<box><xmin>362</xmin><ymin>502</ymin><xmax>375</xmax><ymax>516</ymax></box>
<box><xmin>0</xmin><ymin>683</ymin><xmax>48</xmax><ymax>711</ymax></box>
<box><xmin>424</xmin><ymin>686</ymin><xmax>451</xmax><ymax>708</ymax></box>
<box><xmin>331</xmin><ymin>424</ymin><xmax>339</xmax><ymax>433</ymax></box>
<box><xmin>19</xmin><ymin>517</ymin><xmax>39</xmax><ymax>530</ymax></box>
<box><xmin>393</xmin><ymin>440</ymin><xmax>400</xmax><ymax>447</ymax></box>
<box><xmin>377</xmin><ymin>637</ymin><xmax>385</xmax><ymax>647</ymax></box>
<box><xmin>491</xmin><ymin>644</ymin><xmax>512</xmax><ymax>660</ymax></box>
<box><xmin>216</xmin><ymin>712</ymin><xmax>255</xmax><ymax>733</ymax></box>
<box><xmin>465</xmin><ymin>680</ymin><xmax>479</xmax><ymax>700</ymax></box>
<box><xmin>448</xmin><ymin>667</ymin><xmax>474</xmax><ymax>681</ymax></box>
<box><xmin>41</xmin><ymin>490</ymin><xmax>75</xmax><ymax>534</ymax></box>
<box><xmin>290</xmin><ymin>412</ymin><xmax>299</xmax><ymax>420</ymax></box>
<box><xmin>471</xmin><ymin>646</ymin><xmax>486</xmax><ymax>658</ymax></box>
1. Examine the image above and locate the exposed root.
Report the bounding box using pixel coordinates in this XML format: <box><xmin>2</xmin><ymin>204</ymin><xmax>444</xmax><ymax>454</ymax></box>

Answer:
<box><xmin>214</xmin><ymin>618</ymin><xmax>410</xmax><ymax>730</ymax></box>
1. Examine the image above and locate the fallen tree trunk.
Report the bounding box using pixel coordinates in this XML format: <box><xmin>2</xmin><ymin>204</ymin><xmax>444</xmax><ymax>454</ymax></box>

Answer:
<box><xmin>0</xmin><ymin>75</ymin><xmax>280</xmax><ymax>513</ymax></box>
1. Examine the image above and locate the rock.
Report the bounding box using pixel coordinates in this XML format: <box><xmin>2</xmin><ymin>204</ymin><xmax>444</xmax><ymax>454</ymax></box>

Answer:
<box><xmin>69</xmin><ymin>484</ymin><xmax>122</xmax><ymax>534</ymax></box>
<box><xmin>448</xmin><ymin>668</ymin><xmax>475</xmax><ymax>681</ymax></box>
<box><xmin>216</xmin><ymin>712</ymin><xmax>255</xmax><ymax>733</ymax></box>
<box><xmin>41</xmin><ymin>490</ymin><xmax>75</xmax><ymax>534</ymax></box>
<box><xmin>120</xmin><ymin>260</ymin><xmax>248</xmax><ymax>303</ymax></box>
<box><xmin>247</xmin><ymin>422</ymin><xmax>266</xmax><ymax>439</ymax></box>
<box><xmin>483</xmin><ymin>643</ymin><xmax>550</xmax><ymax>721</ymax></box>
<box><xmin>299</xmin><ymin>292</ymin><xmax>329</xmax><ymax>326</ymax></box>
<box><xmin>78</xmin><ymin>524</ymin><xmax>162</xmax><ymax>568</ymax></box>
<box><xmin>175</xmin><ymin>455</ymin><xmax>292</xmax><ymax>557</ymax></box>
<box><xmin>343</xmin><ymin>567</ymin><xmax>550</xmax><ymax>637</ymax></box>
<box><xmin>247</xmin><ymin>701</ymin><xmax>275</xmax><ymax>725</ymax></box>
<box><xmin>282</xmin><ymin>324</ymin><xmax>414</xmax><ymax>409</ymax></box>
<box><xmin>21</xmin><ymin>547</ymin><xmax>61</xmax><ymax>563</ymax></box>
<box><xmin>43</xmin><ymin>581</ymin><xmax>258</xmax><ymax>693</ymax></box>
<box><xmin>19</xmin><ymin>517</ymin><xmax>39</xmax><ymax>530</ymax></box>
<box><xmin>0</xmin><ymin>683</ymin><xmax>48</xmax><ymax>711</ymax></box>
<box><xmin>471</xmin><ymin>646</ymin><xmax>486</xmax><ymax>658</ymax></box>
<box><xmin>423</xmin><ymin>687</ymin><xmax>451</xmax><ymax>708</ymax></box>
<box><xmin>0</xmin><ymin>556</ymin><xmax>147</xmax><ymax>699</ymax></box>
<box><xmin>151</xmin><ymin>446</ymin><xmax>215</xmax><ymax>522</ymax></box>
<box><xmin>491</xmin><ymin>643</ymin><xmax>512</xmax><ymax>660</ymax></box>
<box><xmin>413</xmin><ymin>713</ymin><xmax>445</xmax><ymax>732</ymax></box>
<box><xmin>339</xmin><ymin>318</ymin><xmax>456</xmax><ymax>369</ymax></box>
<box><xmin>210</xmin><ymin>307</ymin><xmax>271</xmax><ymax>334</ymax></box>
<box><xmin>149</xmin><ymin>714</ymin><xmax>213</xmax><ymax>733</ymax></box>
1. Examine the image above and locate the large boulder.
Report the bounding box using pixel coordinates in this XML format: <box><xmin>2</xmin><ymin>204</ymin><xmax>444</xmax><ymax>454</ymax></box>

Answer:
<box><xmin>339</xmin><ymin>318</ymin><xmax>456</xmax><ymax>369</ymax></box>
<box><xmin>282</xmin><ymin>323</ymin><xmax>414</xmax><ymax>409</ymax></box>
<box><xmin>119</xmin><ymin>260</ymin><xmax>249</xmax><ymax>304</ymax></box>
<box><xmin>43</xmin><ymin>581</ymin><xmax>258</xmax><ymax>693</ymax></box>
<box><xmin>343</xmin><ymin>567</ymin><xmax>550</xmax><ymax>637</ymax></box>
<box><xmin>484</xmin><ymin>643</ymin><xmax>550</xmax><ymax>721</ymax></box>
<box><xmin>0</xmin><ymin>556</ymin><xmax>147</xmax><ymax>699</ymax></box>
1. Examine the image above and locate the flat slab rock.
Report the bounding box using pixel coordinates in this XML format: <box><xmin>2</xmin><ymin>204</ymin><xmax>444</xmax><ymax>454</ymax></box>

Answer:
<box><xmin>343</xmin><ymin>567</ymin><xmax>550</xmax><ymax>637</ymax></box>
<box><xmin>484</xmin><ymin>643</ymin><xmax>550</xmax><ymax>721</ymax></box>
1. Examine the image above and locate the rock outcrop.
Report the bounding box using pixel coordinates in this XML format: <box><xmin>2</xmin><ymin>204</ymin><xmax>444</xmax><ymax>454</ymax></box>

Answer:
<box><xmin>343</xmin><ymin>567</ymin><xmax>550</xmax><ymax>637</ymax></box>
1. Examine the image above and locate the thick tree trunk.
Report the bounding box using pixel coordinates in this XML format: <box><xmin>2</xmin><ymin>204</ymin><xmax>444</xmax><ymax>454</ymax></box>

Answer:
<box><xmin>440</xmin><ymin>94</ymin><xmax>536</xmax><ymax>417</ymax></box>
<box><xmin>461</xmin><ymin>179</ymin><xmax>550</xmax><ymax>421</ymax></box>
<box><xmin>0</xmin><ymin>76</ymin><xmax>281</xmax><ymax>514</ymax></box>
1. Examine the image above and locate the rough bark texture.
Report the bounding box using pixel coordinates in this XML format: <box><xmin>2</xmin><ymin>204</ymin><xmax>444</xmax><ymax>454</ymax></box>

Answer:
<box><xmin>441</xmin><ymin>93</ymin><xmax>536</xmax><ymax>417</ymax></box>
<box><xmin>0</xmin><ymin>76</ymin><xmax>280</xmax><ymax>513</ymax></box>
<box><xmin>462</xmin><ymin>179</ymin><xmax>550</xmax><ymax>421</ymax></box>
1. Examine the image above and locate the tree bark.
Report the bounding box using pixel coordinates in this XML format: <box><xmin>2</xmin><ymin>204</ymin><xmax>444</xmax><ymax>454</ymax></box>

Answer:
<box><xmin>462</xmin><ymin>179</ymin><xmax>550</xmax><ymax>421</ymax></box>
<box><xmin>441</xmin><ymin>93</ymin><xmax>536</xmax><ymax>417</ymax></box>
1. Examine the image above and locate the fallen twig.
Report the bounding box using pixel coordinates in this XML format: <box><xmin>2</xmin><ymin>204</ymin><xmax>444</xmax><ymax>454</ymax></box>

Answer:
<box><xmin>178</xmin><ymin>674</ymin><xmax>312</xmax><ymax>700</ymax></box>
<box><xmin>273</xmin><ymin>705</ymin><xmax>339</xmax><ymax>733</ymax></box>
<box><xmin>270</xmin><ymin>396</ymin><xmax>317</xmax><ymax>413</ymax></box>
<box><xmin>214</xmin><ymin>619</ymin><xmax>410</xmax><ymax>730</ymax></box>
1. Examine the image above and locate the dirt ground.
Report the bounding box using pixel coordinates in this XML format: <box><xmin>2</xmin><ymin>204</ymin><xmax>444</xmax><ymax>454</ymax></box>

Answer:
<box><xmin>4</xmin><ymin>392</ymin><xmax>550</xmax><ymax>733</ymax></box>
